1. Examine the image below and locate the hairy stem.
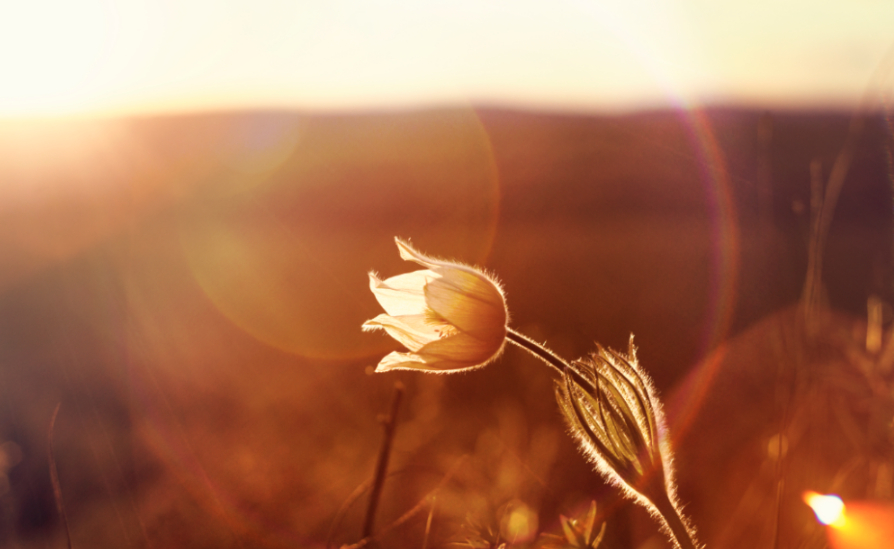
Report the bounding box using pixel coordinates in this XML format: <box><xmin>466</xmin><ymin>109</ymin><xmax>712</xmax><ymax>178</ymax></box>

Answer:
<box><xmin>507</xmin><ymin>328</ymin><xmax>701</xmax><ymax>548</ymax></box>
<box><xmin>646</xmin><ymin>482</ymin><xmax>699</xmax><ymax>549</ymax></box>
<box><xmin>506</xmin><ymin>328</ymin><xmax>592</xmax><ymax>390</ymax></box>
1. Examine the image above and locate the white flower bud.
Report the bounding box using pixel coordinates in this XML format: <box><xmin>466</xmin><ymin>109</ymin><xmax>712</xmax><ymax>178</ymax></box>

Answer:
<box><xmin>363</xmin><ymin>238</ymin><xmax>508</xmax><ymax>373</ymax></box>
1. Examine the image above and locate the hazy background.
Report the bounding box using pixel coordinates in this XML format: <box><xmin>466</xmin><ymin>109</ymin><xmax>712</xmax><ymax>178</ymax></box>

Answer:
<box><xmin>1</xmin><ymin>0</ymin><xmax>893</xmax><ymax>116</ymax></box>
<box><xmin>1</xmin><ymin>2</ymin><xmax>894</xmax><ymax>548</ymax></box>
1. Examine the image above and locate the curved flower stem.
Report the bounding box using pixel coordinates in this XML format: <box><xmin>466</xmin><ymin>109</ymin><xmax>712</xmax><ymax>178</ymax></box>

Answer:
<box><xmin>644</xmin><ymin>480</ymin><xmax>699</xmax><ymax>549</ymax></box>
<box><xmin>506</xmin><ymin>328</ymin><xmax>702</xmax><ymax>549</ymax></box>
<box><xmin>505</xmin><ymin>328</ymin><xmax>592</xmax><ymax>389</ymax></box>
<box><xmin>505</xmin><ymin>328</ymin><xmax>569</xmax><ymax>373</ymax></box>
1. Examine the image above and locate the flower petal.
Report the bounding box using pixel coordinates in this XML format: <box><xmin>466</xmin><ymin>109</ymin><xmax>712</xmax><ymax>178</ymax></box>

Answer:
<box><xmin>365</xmin><ymin>238</ymin><xmax>510</xmax><ymax>374</ymax></box>
<box><xmin>368</xmin><ymin>270</ymin><xmax>433</xmax><ymax>316</ymax></box>
<box><xmin>395</xmin><ymin>238</ymin><xmax>446</xmax><ymax>270</ymax></box>
<box><xmin>362</xmin><ymin>313</ymin><xmax>443</xmax><ymax>352</ymax></box>
<box><xmin>375</xmin><ymin>351</ymin><xmax>485</xmax><ymax>373</ymax></box>
<box><xmin>417</xmin><ymin>331</ymin><xmax>505</xmax><ymax>364</ymax></box>
<box><xmin>424</xmin><ymin>271</ymin><xmax>506</xmax><ymax>338</ymax></box>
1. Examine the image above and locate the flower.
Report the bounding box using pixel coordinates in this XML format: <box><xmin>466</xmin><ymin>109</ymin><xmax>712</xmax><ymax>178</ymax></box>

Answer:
<box><xmin>555</xmin><ymin>338</ymin><xmax>699</xmax><ymax>549</ymax></box>
<box><xmin>362</xmin><ymin>238</ymin><xmax>508</xmax><ymax>373</ymax></box>
<box><xmin>555</xmin><ymin>338</ymin><xmax>666</xmax><ymax>494</ymax></box>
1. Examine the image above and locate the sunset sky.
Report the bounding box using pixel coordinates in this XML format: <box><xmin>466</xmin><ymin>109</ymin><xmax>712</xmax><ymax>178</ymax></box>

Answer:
<box><xmin>1</xmin><ymin>0</ymin><xmax>893</xmax><ymax>116</ymax></box>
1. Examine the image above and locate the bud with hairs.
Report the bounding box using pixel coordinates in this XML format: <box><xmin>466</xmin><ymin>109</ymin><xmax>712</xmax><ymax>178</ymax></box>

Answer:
<box><xmin>555</xmin><ymin>337</ymin><xmax>699</xmax><ymax>549</ymax></box>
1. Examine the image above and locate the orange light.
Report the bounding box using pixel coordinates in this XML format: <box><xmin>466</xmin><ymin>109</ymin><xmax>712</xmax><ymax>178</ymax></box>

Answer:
<box><xmin>804</xmin><ymin>494</ymin><xmax>894</xmax><ymax>549</ymax></box>
<box><xmin>804</xmin><ymin>491</ymin><xmax>846</xmax><ymax>528</ymax></box>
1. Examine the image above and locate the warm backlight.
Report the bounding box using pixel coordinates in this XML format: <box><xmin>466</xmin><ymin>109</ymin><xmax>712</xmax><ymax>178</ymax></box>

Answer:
<box><xmin>805</xmin><ymin>493</ymin><xmax>894</xmax><ymax>549</ymax></box>
<box><xmin>0</xmin><ymin>1</ymin><xmax>120</xmax><ymax>116</ymax></box>
<box><xmin>0</xmin><ymin>1</ymin><xmax>889</xmax><ymax>117</ymax></box>
<box><xmin>804</xmin><ymin>491</ymin><xmax>846</xmax><ymax>527</ymax></box>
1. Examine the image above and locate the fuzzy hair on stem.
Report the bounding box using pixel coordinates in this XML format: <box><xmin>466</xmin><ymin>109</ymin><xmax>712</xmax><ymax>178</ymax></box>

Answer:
<box><xmin>555</xmin><ymin>336</ymin><xmax>700</xmax><ymax>549</ymax></box>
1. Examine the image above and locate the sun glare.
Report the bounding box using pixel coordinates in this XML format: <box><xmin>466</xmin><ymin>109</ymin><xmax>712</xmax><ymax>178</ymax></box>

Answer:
<box><xmin>0</xmin><ymin>1</ymin><xmax>118</xmax><ymax>116</ymax></box>
<box><xmin>804</xmin><ymin>491</ymin><xmax>846</xmax><ymax>528</ymax></box>
<box><xmin>0</xmin><ymin>0</ymin><xmax>889</xmax><ymax>117</ymax></box>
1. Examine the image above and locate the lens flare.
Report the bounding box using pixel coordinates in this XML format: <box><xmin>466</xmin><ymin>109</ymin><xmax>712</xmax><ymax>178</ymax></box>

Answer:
<box><xmin>181</xmin><ymin>108</ymin><xmax>499</xmax><ymax>360</ymax></box>
<box><xmin>804</xmin><ymin>491</ymin><xmax>846</xmax><ymax>527</ymax></box>
<box><xmin>806</xmin><ymin>495</ymin><xmax>894</xmax><ymax>549</ymax></box>
<box><xmin>501</xmin><ymin>500</ymin><xmax>538</xmax><ymax>543</ymax></box>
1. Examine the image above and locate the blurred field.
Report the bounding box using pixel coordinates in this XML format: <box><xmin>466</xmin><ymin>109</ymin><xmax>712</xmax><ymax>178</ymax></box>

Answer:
<box><xmin>0</xmin><ymin>107</ymin><xmax>891</xmax><ymax>548</ymax></box>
